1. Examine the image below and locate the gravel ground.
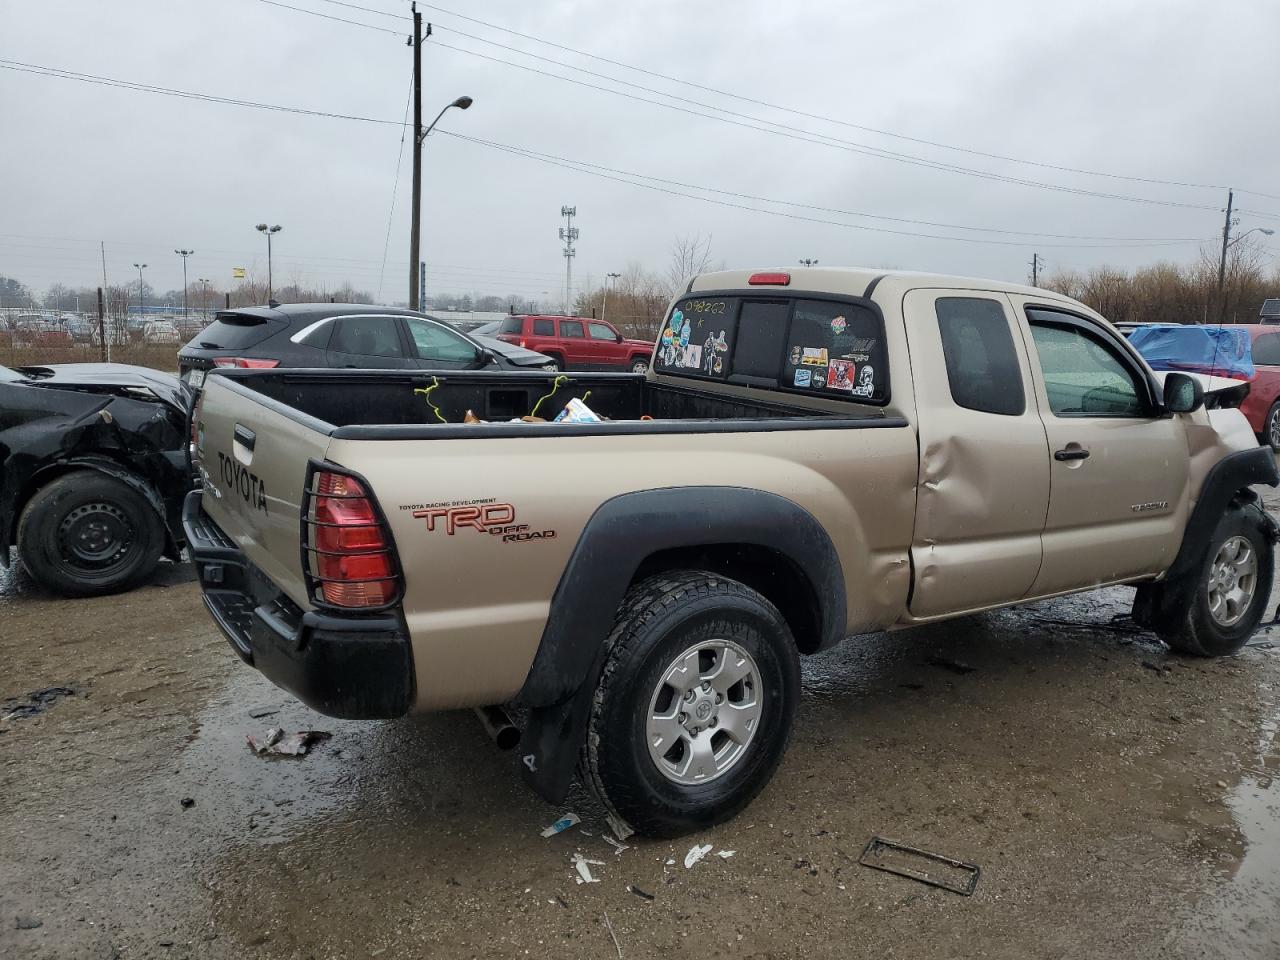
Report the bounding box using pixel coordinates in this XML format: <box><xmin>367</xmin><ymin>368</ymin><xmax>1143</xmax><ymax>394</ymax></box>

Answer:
<box><xmin>2</xmin><ymin>511</ymin><xmax>1278</xmax><ymax>959</ymax></box>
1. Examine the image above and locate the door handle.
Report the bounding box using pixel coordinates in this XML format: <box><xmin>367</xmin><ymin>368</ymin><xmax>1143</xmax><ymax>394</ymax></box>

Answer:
<box><xmin>1054</xmin><ymin>446</ymin><xmax>1089</xmax><ymax>462</ymax></box>
<box><xmin>233</xmin><ymin>424</ymin><xmax>256</xmax><ymax>452</ymax></box>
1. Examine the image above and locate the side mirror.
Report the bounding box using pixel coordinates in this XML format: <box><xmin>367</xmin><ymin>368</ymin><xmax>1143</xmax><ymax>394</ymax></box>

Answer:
<box><xmin>615</xmin><ymin>332</ymin><xmax>623</xmax><ymax>343</ymax></box>
<box><xmin>1164</xmin><ymin>372</ymin><xmax>1204</xmax><ymax>414</ymax></box>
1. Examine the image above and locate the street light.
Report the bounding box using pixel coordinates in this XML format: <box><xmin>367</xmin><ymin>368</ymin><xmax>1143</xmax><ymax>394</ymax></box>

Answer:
<box><xmin>1219</xmin><ymin>222</ymin><xmax>1275</xmax><ymax>322</ymax></box>
<box><xmin>175</xmin><ymin>249</ymin><xmax>194</xmax><ymax>319</ymax></box>
<box><xmin>255</xmin><ymin>224</ymin><xmax>282</xmax><ymax>302</ymax></box>
<box><xmin>410</xmin><ymin>95</ymin><xmax>473</xmax><ymax>309</ymax></box>
<box><xmin>602</xmin><ymin>271</ymin><xmax>621</xmax><ymax>324</ymax></box>
<box><xmin>132</xmin><ymin>263</ymin><xmax>148</xmax><ymax>319</ymax></box>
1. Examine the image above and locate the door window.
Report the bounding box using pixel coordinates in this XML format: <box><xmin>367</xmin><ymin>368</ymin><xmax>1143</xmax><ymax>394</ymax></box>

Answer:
<box><xmin>329</xmin><ymin>316</ymin><xmax>405</xmax><ymax>358</ymax></box>
<box><xmin>1252</xmin><ymin>333</ymin><xmax>1280</xmax><ymax>366</ymax></box>
<box><xmin>533</xmin><ymin>318</ymin><xmax>554</xmax><ymax>336</ymax></box>
<box><xmin>588</xmin><ymin>321</ymin><xmax>617</xmax><ymax>341</ymax></box>
<box><xmin>1028</xmin><ymin>315</ymin><xmax>1146</xmax><ymax>417</ymax></box>
<box><xmin>936</xmin><ymin>297</ymin><xmax>1025</xmax><ymax>416</ymax></box>
<box><xmin>404</xmin><ymin>317</ymin><xmax>478</xmax><ymax>363</ymax></box>
<box><xmin>559</xmin><ymin>320</ymin><xmax>584</xmax><ymax>338</ymax></box>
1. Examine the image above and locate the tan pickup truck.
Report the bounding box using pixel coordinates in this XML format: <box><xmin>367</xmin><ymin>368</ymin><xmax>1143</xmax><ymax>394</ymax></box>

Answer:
<box><xmin>185</xmin><ymin>267</ymin><xmax>1278</xmax><ymax>836</ymax></box>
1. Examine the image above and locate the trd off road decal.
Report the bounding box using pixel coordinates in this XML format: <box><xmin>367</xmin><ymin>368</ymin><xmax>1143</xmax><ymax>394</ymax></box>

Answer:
<box><xmin>401</xmin><ymin>498</ymin><xmax>556</xmax><ymax>543</ymax></box>
<box><xmin>216</xmin><ymin>451</ymin><xmax>268</xmax><ymax>513</ymax></box>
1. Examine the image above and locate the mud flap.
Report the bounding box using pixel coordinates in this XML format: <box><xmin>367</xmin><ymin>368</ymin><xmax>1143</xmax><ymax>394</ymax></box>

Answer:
<box><xmin>517</xmin><ymin>693</ymin><xmax>592</xmax><ymax>804</ymax></box>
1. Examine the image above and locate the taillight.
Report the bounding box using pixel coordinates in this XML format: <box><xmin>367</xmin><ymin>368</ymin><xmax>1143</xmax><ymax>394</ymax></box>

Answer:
<box><xmin>303</xmin><ymin>469</ymin><xmax>400</xmax><ymax>609</ymax></box>
<box><xmin>213</xmin><ymin>357</ymin><xmax>280</xmax><ymax>368</ymax></box>
<box><xmin>748</xmin><ymin>272</ymin><xmax>791</xmax><ymax>286</ymax></box>
<box><xmin>520</xmin><ymin>339</ymin><xmax>528</xmax><ymax>349</ymax></box>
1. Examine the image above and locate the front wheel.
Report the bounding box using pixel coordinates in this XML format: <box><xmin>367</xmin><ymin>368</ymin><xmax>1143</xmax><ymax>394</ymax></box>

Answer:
<box><xmin>583</xmin><ymin>571</ymin><xmax>799</xmax><ymax>837</ymax></box>
<box><xmin>17</xmin><ymin>471</ymin><xmax>165</xmax><ymax>597</ymax></box>
<box><xmin>1141</xmin><ymin>503</ymin><xmax>1274</xmax><ymax>657</ymax></box>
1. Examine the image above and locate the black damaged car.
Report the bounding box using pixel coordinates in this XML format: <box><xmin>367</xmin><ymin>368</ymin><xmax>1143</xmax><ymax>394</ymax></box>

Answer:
<box><xmin>0</xmin><ymin>362</ymin><xmax>193</xmax><ymax>596</ymax></box>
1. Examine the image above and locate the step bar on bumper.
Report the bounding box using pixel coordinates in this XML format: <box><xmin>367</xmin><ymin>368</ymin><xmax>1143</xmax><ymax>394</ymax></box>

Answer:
<box><xmin>182</xmin><ymin>490</ymin><xmax>413</xmax><ymax>719</ymax></box>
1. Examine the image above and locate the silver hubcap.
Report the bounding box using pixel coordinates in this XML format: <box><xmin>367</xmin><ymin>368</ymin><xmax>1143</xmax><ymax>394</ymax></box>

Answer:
<box><xmin>1207</xmin><ymin>535</ymin><xmax>1257</xmax><ymax>627</ymax></box>
<box><xmin>632</xmin><ymin>360</ymin><xmax>649</xmax><ymax>373</ymax></box>
<box><xmin>645</xmin><ymin>639</ymin><xmax>761</xmax><ymax>785</ymax></box>
<box><xmin>1269</xmin><ymin>409</ymin><xmax>1280</xmax><ymax>449</ymax></box>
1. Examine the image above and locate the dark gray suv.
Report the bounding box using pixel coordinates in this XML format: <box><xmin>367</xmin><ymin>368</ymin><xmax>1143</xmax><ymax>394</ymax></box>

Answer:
<box><xmin>177</xmin><ymin>303</ymin><xmax>554</xmax><ymax>390</ymax></box>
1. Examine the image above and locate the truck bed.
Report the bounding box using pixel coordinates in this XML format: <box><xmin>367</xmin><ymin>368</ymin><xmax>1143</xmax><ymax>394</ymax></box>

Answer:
<box><xmin>222</xmin><ymin>368</ymin><xmax>883</xmax><ymax>437</ymax></box>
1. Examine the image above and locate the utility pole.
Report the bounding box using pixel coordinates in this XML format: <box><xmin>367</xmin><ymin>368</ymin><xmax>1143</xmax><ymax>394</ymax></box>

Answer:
<box><xmin>198</xmin><ymin>278</ymin><xmax>211</xmax><ymax>318</ymax></box>
<box><xmin>1030</xmin><ymin>253</ymin><xmax>1041</xmax><ymax>287</ymax></box>
<box><xmin>1218</xmin><ymin>188</ymin><xmax>1235</xmax><ymax>324</ymax></box>
<box><xmin>408</xmin><ymin>3</ymin><xmax>429</xmax><ymax>309</ymax></box>
<box><xmin>175</xmin><ymin>249</ymin><xmax>194</xmax><ymax>318</ymax></box>
<box><xmin>100</xmin><ymin>241</ymin><xmax>111</xmax><ymax>360</ymax></box>
<box><xmin>559</xmin><ymin>206</ymin><xmax>578</xmax><ymax>315</ymax></box>
<box><xmin>602</xmin><ymin>271</ymin><xmax>621</xmax><ymax>324</ymax></box>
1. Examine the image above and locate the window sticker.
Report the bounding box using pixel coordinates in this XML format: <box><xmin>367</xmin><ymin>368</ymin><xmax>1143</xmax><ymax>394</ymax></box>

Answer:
<box><xmin>799</xmin><ymin>347</ymin><xmax>828</xmax><ymax>366</ymax></box>
<box><xmin>831</xmin><ymin>315</ymin><xmax>848</xmax><ymax>336</ymax></box>
<box><xmin>794</xmin><ymin>367</ymin><xmax>812</xmax><ymax>387</ymax></box>
<box><xmin>852</xmin><ymin>364</ymin><xmax>875</xmax><ymax>398</ymax></box>
<box><xmin>701</xmin><ymin>329</ymin><xmax>729</xmax><ymax>375</ymax></box>
<box><xmin>826</xmin><ymin>359</ymin><xmax>855</xmax><ymax>391</ymax></box>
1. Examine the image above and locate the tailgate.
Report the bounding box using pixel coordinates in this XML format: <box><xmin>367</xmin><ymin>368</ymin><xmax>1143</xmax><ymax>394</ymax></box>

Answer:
<box><xmin>194</xmin><ymin>374</ymin><xmax>331</xmax><ymax>608</ymax></box>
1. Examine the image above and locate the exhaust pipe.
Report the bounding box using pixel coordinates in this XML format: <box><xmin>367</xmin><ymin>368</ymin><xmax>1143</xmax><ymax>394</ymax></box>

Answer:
<box><xmin>473</xmin><ymin>704</ymin><xmax>520</xmax><ymax>751</ymax></box>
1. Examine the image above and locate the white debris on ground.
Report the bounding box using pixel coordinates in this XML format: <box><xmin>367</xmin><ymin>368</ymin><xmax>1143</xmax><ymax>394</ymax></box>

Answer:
<box><xmin>540</xmin><ymin>813</ymin><xmax>580</xmax><ymax>838</ymax></box>
<box><xmin>571</xmin><ymin>853</ymin><xmax>605</xmax><ymax>884</ymax></box>
<box><xmin>684</xmin><ymin>844</ymin><xmax>714</xmax><ymax>869</ymax></box>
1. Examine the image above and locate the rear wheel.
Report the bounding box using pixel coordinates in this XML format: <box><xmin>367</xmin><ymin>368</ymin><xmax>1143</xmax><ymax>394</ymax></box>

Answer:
<box><xmin>17</xmin><ymin>472</ymin><xmax>164</xmax><ymax>597</ymax></box>
<box><xmin>1137</xmin><ymin>503</ymin><xmax>1273</xmax><ymax>657</ymax></box>
<box><xmin>544</xmin><ymin>356</ymin><xmax>563</xmax><ymax>372</ymax></box>
<box><xmin>583</xmin><ymin>571</ymin><xmax>799</xmax><ymax>837</ymax></box>
<box><xmin>1264</xmin><ymin>401</ymin><xmax>1280</xmax><ymax>452</ymax></box>
<box><xmin>629</xmin><ymin>357</ymin><xmax>650</xmax><ymax>374</ymax></box>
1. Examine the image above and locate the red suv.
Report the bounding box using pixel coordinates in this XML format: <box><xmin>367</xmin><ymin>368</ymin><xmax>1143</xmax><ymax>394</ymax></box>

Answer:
<box><xmin>495</xmin><ymin>315</ymin><xmax>653</xmax><ymax>372</ymax></box>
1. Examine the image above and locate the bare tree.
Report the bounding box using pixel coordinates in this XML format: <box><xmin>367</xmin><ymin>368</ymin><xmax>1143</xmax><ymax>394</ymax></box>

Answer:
<box><xmin>665</xmin><ymin>234</ymin><xmax>714</xmax><ymax>297</ymax></box>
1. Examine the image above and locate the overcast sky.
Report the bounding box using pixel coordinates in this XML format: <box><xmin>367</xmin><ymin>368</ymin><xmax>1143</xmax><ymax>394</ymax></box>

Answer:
<box><xmin>3</xmin><ymin>0</ymin><xmax>1279</xmax><ymax>307</ymax></box>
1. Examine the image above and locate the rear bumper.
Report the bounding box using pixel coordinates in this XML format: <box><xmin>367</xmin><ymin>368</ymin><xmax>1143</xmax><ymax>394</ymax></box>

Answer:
<box><xmin>182</xmin><ymin>490</ymin><xmax>413</xmax><ymax>719</ymax></box>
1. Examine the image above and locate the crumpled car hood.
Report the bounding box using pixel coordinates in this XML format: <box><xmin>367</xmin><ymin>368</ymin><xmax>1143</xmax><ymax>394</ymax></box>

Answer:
<box><xmin>16</xmin><ymin>363</ymin><xmax>190</xmax><ymax>414</ymax></box>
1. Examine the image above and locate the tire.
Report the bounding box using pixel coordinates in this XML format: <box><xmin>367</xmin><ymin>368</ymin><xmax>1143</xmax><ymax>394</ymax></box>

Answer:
<box><xmin>1143</xmin><ymin>503</ymin><xmax>1274</xmax><ymax>657</ymax></box>
<box><xmin>544</xmin><ymin>356</ymin><xmax>563</xmax><ymax>372</ymax></box>
<box><xmin>1264</xmin><ymin>401</ymin><xmax>1280</xmax><ymax>453</ymax></box>
<box><xmin>583</xmin><ymin>570</ymin><xmax>800</xmax><ymax>837</ymax></box>
<box><xmin>629</xmin><ymin>357</ymin><xmax>650</xmax><ymax>374</ymax></box>
<box><xmin>16</xmin><ymin>471</ymin><xmax>165</xmax><ymax>597</ymax></box>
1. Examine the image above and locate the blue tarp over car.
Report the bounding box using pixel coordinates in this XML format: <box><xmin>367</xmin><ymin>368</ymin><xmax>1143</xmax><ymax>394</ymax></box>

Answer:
<box><xmin>1128</xmin><ymin>324</ymin><xmax>1255</xmax><ymax>380</ymax></box>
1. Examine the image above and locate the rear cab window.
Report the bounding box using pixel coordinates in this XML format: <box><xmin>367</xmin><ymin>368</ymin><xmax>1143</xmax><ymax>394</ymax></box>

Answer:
<box><xmin>654</xmin><ymin>293</ymin><xmax>889</xmax><ymax>404</ymax></box>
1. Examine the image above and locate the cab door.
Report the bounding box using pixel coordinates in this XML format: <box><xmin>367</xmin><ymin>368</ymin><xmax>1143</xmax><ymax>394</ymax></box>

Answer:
<box><xmin>556</xmin><ymin>318</ymin><xmax>590</xmax><ymax>368</ymax></box>
<box><xmin>904</xmin><ymin>290</ymin><xmax>1051</xmax><ymax>618</ymax></box>
<box><xmin>1013</xmin><ymin>301</ymin><xmax>1190</xmax><ymax>595</ymax></box>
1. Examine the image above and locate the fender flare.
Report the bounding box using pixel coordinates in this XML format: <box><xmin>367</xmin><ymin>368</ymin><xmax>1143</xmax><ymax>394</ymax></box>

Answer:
<box><xmin>1165</xmin><ymin>446</ymin><xmax>1279</xmax><ymax>583</ymax></box>
<box><xmin>515</xmin><ymin>486</ymin><xmax>847</xmax><ymax>803</ymax></box>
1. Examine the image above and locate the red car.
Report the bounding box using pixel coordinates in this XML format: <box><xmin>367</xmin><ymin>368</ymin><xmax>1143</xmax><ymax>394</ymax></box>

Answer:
<box><xmin>1230</xmin><ymin>325</ymin><xmax>1280</xmax><ymax>451</ymax></box>
<box><xmin>1130</xmin><ymin>323</ymin><xmax>1280</xmax><ymax>451</ymax></box>
<box><xmin>495</xmin><ymin>315</ymin><xmax>653</xmax><ymax>372</ymax></box>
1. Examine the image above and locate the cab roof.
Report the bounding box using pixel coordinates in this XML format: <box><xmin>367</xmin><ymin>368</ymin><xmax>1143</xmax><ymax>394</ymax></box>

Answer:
<box><xmin>689</xmin><ymin>267</ymin><xmax>1069</xmax><ymax>304</ymax></box>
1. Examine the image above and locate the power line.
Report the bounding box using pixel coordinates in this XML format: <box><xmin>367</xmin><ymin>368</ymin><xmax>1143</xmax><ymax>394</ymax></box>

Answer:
<box><xmin>0</xmin><ymin>57</ymin><xmax>1258</xmax><ymax>245</ymax></box>
<box><xmin>258</xmin><ymin>1</ymin><xmax>1237</xmax><ymax>212</ymax></box>
<box><xmin>439</xmin><ymin>130</ymin><xmax>1211</xmax><ymax>249</ymax></box>
<box><xmin>335</xmin><ymin>0</ymin><xmax>1253</xmax><ymax>195</ymax></box>
<box><xmin>377</xmin><ymin>70</ymin><xmax>414</xmax><ymax>300</ymax></box>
